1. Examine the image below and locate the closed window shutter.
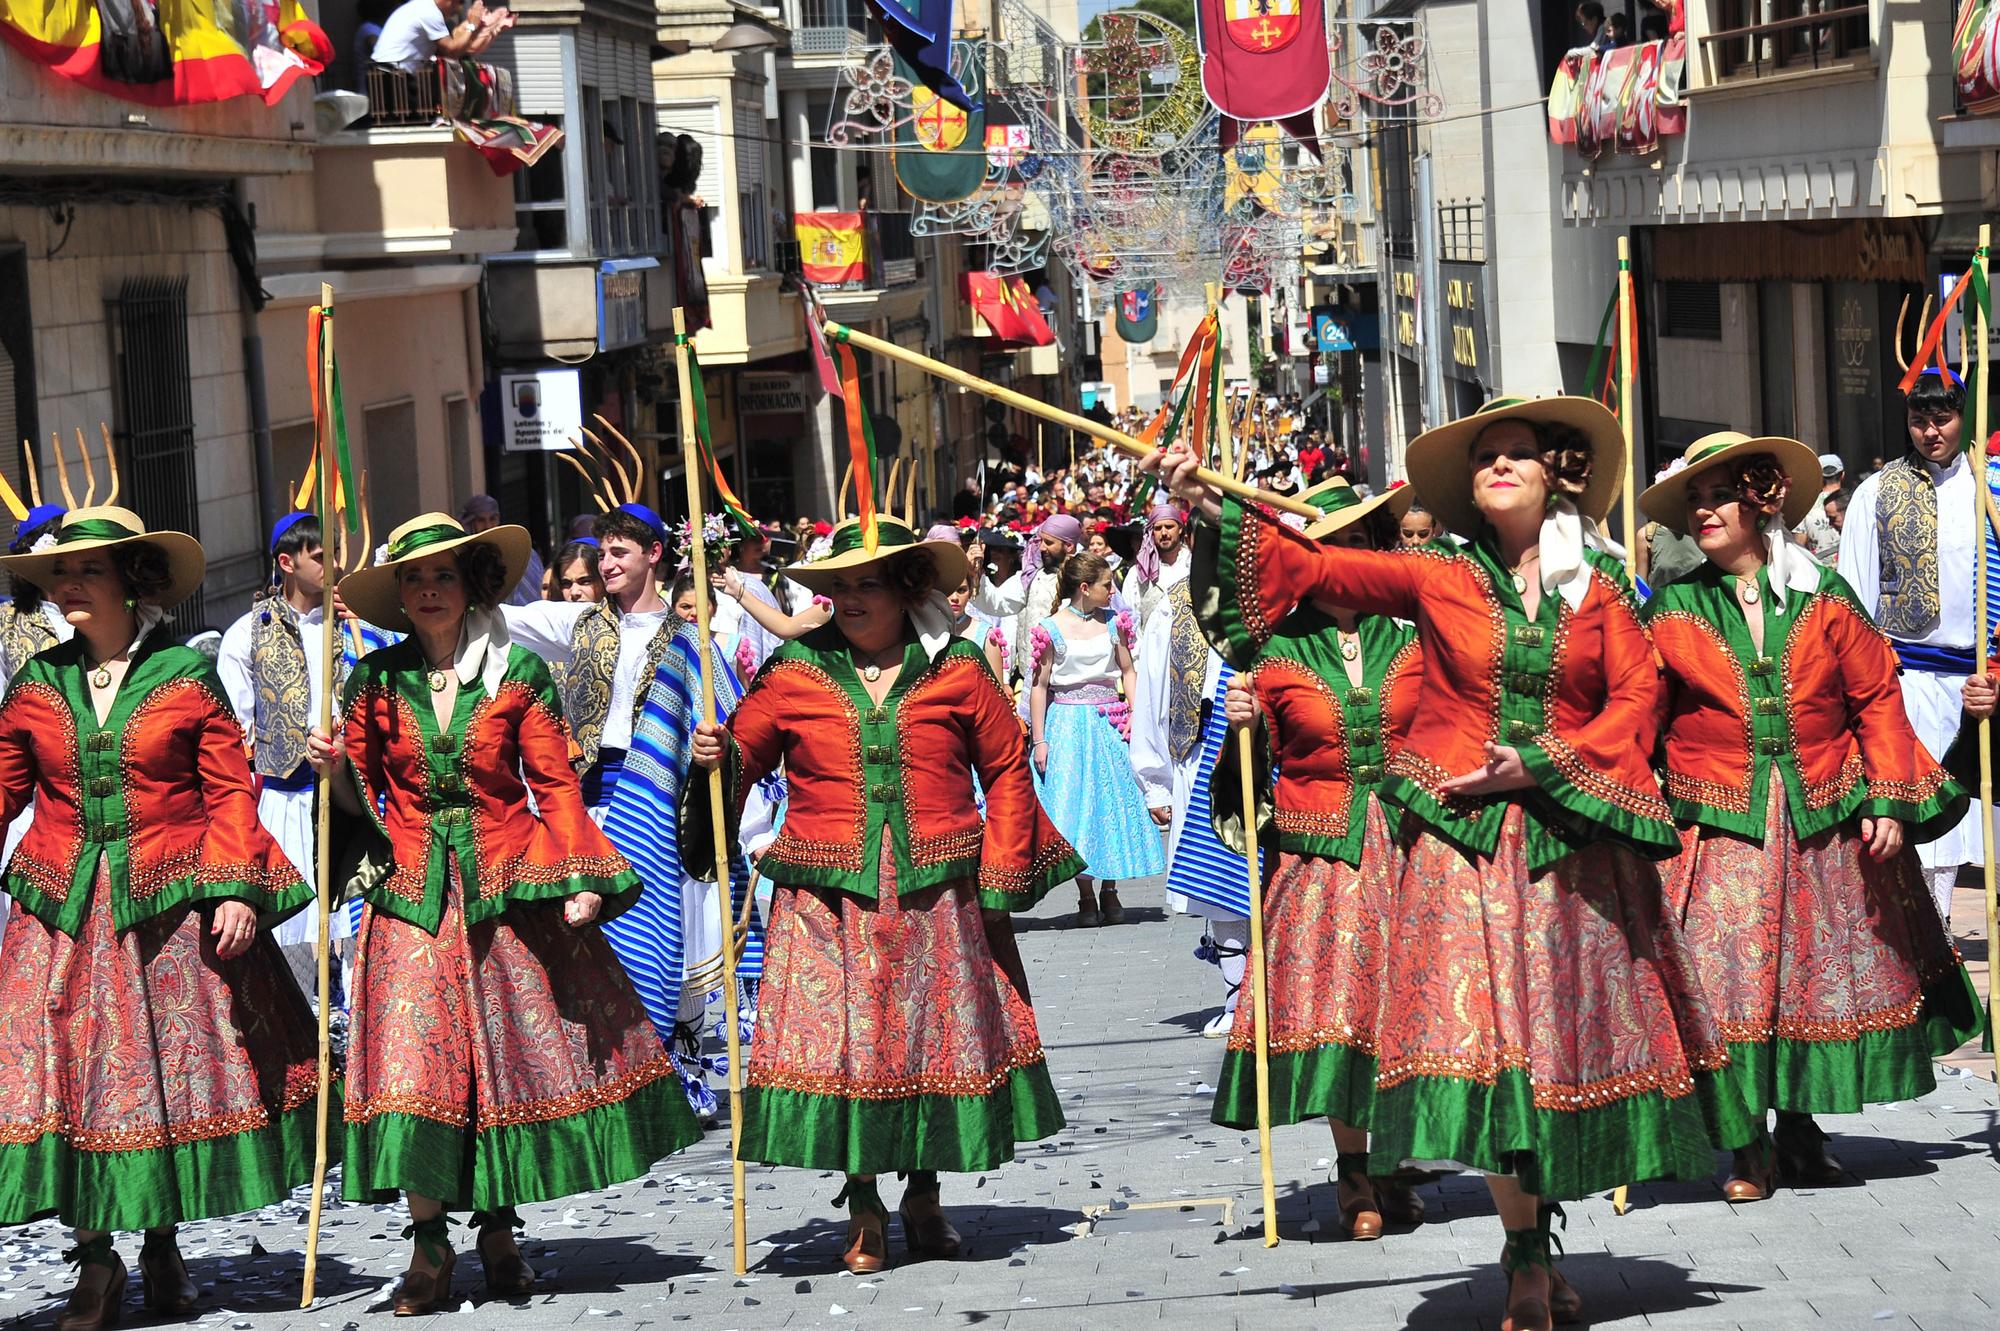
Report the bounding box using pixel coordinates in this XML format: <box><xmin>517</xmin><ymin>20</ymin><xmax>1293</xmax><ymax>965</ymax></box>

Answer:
<box><xmin>485</xmin><ymin>30</ymin><xmax>566</xmax><ymax>117</ymax></box>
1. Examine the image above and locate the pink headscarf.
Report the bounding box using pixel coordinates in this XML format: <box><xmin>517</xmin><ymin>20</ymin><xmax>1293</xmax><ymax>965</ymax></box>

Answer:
<box><xmin>1133</xmin><ymin>501</ymin><xmax>1187</xmax><ymax>585</ymax></box>
<box><xmin>1024</xmin><ymin>512</ymin><xmax>1083</xmax><ymax>576</ymax></box>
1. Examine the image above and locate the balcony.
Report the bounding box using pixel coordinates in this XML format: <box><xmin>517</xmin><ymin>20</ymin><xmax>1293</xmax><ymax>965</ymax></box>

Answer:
<box><xmin>1701</xmin><ymin>2</ymin><xmax>1869</xmax><ymax>85</ymax></box>
<box><xmin>775</xmin><ymin>211</ymin><xmax>923</xmax><ymax>291</ymax></box>
<box><xmin>787</xmin><ymin>0</ymin><xmax>872</xmax><ymax>55</ymax></box>
<box><xmin>0</xmin><ymin>37</ymin><xmax>310</xmax><ymax>176</ymax></box>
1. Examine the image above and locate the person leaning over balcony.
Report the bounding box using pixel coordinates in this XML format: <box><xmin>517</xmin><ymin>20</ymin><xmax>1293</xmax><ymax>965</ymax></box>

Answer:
<box><xmin>372</xmin><ymin>0</ymin><xmax>512</xmax><ymax>77</ymax></box>
<box><xmin>0</xmin><ymin>509</ymin><xmax>322</xmax><ymax>1331</ymax></box>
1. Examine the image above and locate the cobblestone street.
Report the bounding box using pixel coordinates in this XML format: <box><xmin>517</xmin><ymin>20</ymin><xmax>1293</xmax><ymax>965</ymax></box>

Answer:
<box><xmin>4</xmin><ymin>886</ymin><xmax>1998</xmax><ymax>1331</ymax></box>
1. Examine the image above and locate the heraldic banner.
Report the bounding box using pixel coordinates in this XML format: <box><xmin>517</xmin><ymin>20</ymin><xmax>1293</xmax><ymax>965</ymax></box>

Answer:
<box><xmin>1115</xmin><ymin>286</ymin><xmax>1160</xmax><ymax>344</ymax></box>
<box><xmin>795</xmin><ymin>212</ymin><xmax>869</xmax><ymax>286</ymax></box>
<box><xmin>894</xmin><ymin>41</ymin><xmax>987</xmax><ymax>204</ymax></box>
<box><xmin>1194</xmin><ymin>0</ymin><xmax>1332</xmax><ymax>125</ymax></box>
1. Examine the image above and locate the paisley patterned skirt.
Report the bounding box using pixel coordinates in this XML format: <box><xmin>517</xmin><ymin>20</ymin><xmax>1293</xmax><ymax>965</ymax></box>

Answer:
<box><xmin>1664</xmin><ymin>781</ymin><xmax>1983</xmax><ymax>1118</ymax></box>
<box><xmin>342</xmin><ymin>869</ymin><xmax>697</xmax><ymax>1210</ymax></box>
<box><xmin>1366</xmin><ymin>805</ymin><xmax>1754</xmax><ymax>1200</ymax></box>
<box><xmin>0</xmin><ymin>867</ymin><xmax>322</xmax><ymax>1231</ymax></box>
<box><xmin>1212</xmin><ymin>797</ymin><xmax>1398</xmax><ymax>1132</ymax></box>
<box><xmin>743</xmin><ymin>856</ymin><xmax>1064</xmax><ymax>1175</ymax></box>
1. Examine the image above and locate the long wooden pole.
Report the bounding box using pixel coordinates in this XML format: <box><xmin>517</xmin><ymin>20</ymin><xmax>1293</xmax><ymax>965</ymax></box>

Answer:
<box><xmin>821</xmin><ymin>321</ymin><xmax>1324</xmax><ymax>521</ymax></box>
<box><xmin>673</xmin><ymin>308</ymin><xmax>749</xmax><ymax>1276</ymax></box>
<box><xmin>299</xmin><ymin>283</ymin><xmax>339</xmax><ymax>1307</ymax></box>
<box><xmin>1617</xmin><ymin>234</ymin><xmax>1638</xmax><ymax>578</ymax></box>
<box><xmin>1975</xmin><ymin>225</ymin><xmax>1998</xmax><ymax>1050</ymax></box>
<box><xmin>1237</xmin><ymin>727</ymin><xmax>1278</xmax><ymax>1247</ymax></box>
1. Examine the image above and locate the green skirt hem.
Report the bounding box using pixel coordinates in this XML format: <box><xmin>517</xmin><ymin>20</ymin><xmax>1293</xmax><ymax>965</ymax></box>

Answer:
<box><xmin>341</xmin><ymin>1070</ymin><xmax>698</xmax><ymax>1211</ymax></box>
<box><xmin>1364</xmin><ymin>1066</ymin><xmax>1728</xmax><ymax>1200</ymax></box>
<box><xmin>0</xmin><ymin>1091</ymin><xmax>334</xmax><ymax>1232</ymax></box>
<box><xmin>740</xmin><ymin>1061</ymin><xmax>1066</xmax><ymax>1174</ymax></box>
<box><xmin>1720</xmin><ymin>968</ymin><xmax>1986</xmax><ymax>1115</ymax></box>
<box><xmin>1211</xmin><ymin>1042</ymin><xmax>1377</xmax><ymax>1132</ymax></box>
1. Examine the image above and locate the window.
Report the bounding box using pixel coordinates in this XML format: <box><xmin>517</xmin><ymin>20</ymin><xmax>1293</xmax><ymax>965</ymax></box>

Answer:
<box><xmin>445</xmin><ymin>395</ymin><xmax>476</xmax><ymax>510</ymax></box>
<box><xmin>364</xmin><ymin>401</ymin><xmax>421</xmax><ymax>521</ymax></box>
<box><xmin>1706</xmin><ymin>1</ymin><xmax>1870</xmax><ymax>82</ymax></box>
<box><xmin>110</xmin><ymin>276</ymin><xmax>203</xmax><ymax>633</ymax></box>
<box><xmin>513</xmin><ymin>115</ymin><xmax>569</xmax><ymax>252</ymax></box>
<box><xmin>0</xmin><ymin>247</ymin><xmax>33</xmax><ymax>515</ymax></box>
<box><xmin>1658</xmin><ymin>280</ymin><xmax>1723</xmax><ymax>340</ymax></box>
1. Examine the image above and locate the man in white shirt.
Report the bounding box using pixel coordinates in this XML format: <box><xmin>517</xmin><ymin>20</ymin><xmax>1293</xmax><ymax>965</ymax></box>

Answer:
<box><xmin>503</xmin><ymin>504</ymin><xmax>676</xmax><ymax>814</ymax></box>
<box><xmin>1120</xmin><ymin>501</ymin><xmax>1192</xmax><ymax>633</ymax></box>
<box><xmin>370</xmin><ymin>0</ymin><xmax>509</xmax><ymax>76</ymax></box>
<box><xmin>1794</xmin><ymin>453</ymin><xmax>1845</xmax><ymax>561</ymax></box>
<box><xmin>969</xmin><ymin>513</ymin><xmax>1080</xmax><ymax>687</ymax></box>
<box><xmin>1839</xmin><ymin>369</ymin><xmax>1984</xmax><ymax>922</ymax></box>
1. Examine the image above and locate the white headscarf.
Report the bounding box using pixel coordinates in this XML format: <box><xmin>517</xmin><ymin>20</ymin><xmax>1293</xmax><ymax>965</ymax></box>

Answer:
<box><xmin>1536</xmin><ymin>499</ymin><xmax>1627</xmax><ymax>611</ymax></box>
<box><xmin>453</xmin><ymin>605</ymin><xmax>513</xmax><ymax>698</ymax></box>
<box><xmin>1757</xmin><ymin>520</ymin><xmax>1823</xmax><ymax>612</ymax></box>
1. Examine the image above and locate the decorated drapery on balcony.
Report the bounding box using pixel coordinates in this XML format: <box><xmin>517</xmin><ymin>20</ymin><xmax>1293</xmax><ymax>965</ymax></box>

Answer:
<box><xmin>1547</xmin><ymin>37</ymin><xmax>1687</xmax><ymax>157</ymax></box>
<box><xmin>0</xmin><ymin>0</ymin><xmax>327</xmax><ymax>107</ymax></box>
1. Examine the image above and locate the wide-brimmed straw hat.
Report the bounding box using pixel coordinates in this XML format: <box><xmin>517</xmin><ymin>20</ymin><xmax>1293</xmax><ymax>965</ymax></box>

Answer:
<box><xmin>1404</xmin><ymin>394</ymin><xmax>1626</xmax><ymax>535</ymax></box>
<box><xmin>1639</xmin><ymin>431</ymin><xmax>1823</xmax><ymax>535</ymax></box>
<box><xmin>337</xmin><ymin>512</ymin><xmax>532</xmax><ymax>632</ymax></box>
<box><xmin>0</xmin><ymin>505</ymin><xmax>206</xmax><ymax>609</ymax></box>
<box><xmin>1296</xmin><ymin>476</ymin><xmax>1418</xmax><ymax>541</ymax></box>
<box><xmin>787</xmin><ymin>516</ymin><xmax>969</xmax><ymax>595</ymax></box>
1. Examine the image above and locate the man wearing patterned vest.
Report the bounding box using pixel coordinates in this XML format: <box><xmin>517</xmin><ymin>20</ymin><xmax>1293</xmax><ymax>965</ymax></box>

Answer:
<box><xmin>1839</xmin><ymin>367</ymin><xmax>1986</xmax><ymax>924</ymax></box>
<box><xmin>503</xmin><ymin>503</ymin><xmax>678</xmax><ymax>814</ymax></box>
<box><xmin>970</xmin><ymin>512</ymin><xmax>1081</xmax><ymax>689</ymax></box>
<box><xmin>1120</xmin><ymin>501</ymin><xmax>1193</xmax><ymax>636</ymax></box>
<box><xmin>217</xmin><ymin>512</ymin><xmax>351</xmax><ymax>977</ymax></box>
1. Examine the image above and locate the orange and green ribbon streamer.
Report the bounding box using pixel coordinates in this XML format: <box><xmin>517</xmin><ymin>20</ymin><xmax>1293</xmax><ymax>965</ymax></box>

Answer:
<box><xmin>830</xmin><ymin>331</ymin><xmax>879</xmax><ymax>554</ymax></box>
<box><xmin>676</xmin><ymin>334</ymin><xmax>757</xmax><ymax>538</ymax></box>
<box><xmin>301</xmin><ymin>305</ymin><xmax>359</xmax><ymax>533</ymax></box>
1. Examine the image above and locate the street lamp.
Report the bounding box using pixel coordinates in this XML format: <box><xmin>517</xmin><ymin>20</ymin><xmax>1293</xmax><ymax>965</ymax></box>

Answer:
<box><xmin>711</xmin><ymin>21</ymin><xmax>783</xmax><ymax>53</ymax></box>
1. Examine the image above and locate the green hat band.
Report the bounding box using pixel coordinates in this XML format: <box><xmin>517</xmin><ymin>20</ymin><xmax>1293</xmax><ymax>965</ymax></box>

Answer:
<box><xmin>57</xmin><ymin>517</ymin><xmax>143</xmax><ymax>546</ymax></box>
<box><xmin>1305</xmin><ymin>486</ymin><xmax>1363</xmax><ymax>517</ymax></box>
<box><xmin>825</xmin><ymin>522</ymin><xmax>916</xmax><ymax>559</ymax></box>
<box><xmin>387</xmin><ymin>523</ymin><xmax>468</xmax><ymax>562</ymax></box>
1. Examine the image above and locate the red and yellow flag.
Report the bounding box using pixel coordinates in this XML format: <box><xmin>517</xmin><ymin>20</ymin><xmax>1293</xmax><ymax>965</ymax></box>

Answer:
<box><xmin>794</xmin><ymin>212</ymin><xmax>867</xmax><ymax>285</ymax></box>
<box><xmin>1</xmin><ymin>1</ymin><xmax>327</xmax><ymax>108</ymax></box>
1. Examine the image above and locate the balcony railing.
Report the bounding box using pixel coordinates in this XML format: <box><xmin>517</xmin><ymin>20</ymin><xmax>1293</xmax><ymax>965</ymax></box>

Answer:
<box><xmin>364</xmin><ymin>58</ymin><xmax>518</xmax><ymax>128</ymax></box>
<box><xmin>1439</xmin><ymin>201</ymin><xmax>1485</xmax><ymax>264</ymax></box>
<box><xmin>788</xmin><ymin>0</ymin><xmax>872</xmax><ymax>55</ymax></box>
<box><xmin>1703</xmin><ymin>2</ymin><xmax>1869</xmax><ymax>83</ymax></box>
<box><xmin>777</xmin><ymin>211</ymin><xmax>920</xmax><ymax>291</ymax></box>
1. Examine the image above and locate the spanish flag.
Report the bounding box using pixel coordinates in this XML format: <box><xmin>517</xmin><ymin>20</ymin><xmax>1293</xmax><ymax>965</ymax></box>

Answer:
<box><xmin>794</xmin><ymin>212</ymin><xmax>868</xmax><ymax>286</ymax></box>
<box><xmin>1</xmin><ymin>0</ymin><xmax>326</xmax><ymax>108</ymax></box>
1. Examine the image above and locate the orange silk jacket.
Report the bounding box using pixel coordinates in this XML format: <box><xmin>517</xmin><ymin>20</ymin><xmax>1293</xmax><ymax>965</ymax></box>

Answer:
<box><xmin>1201</xmin><ymin>497</ymin><xmax>1679</xmax><ymax>869</ymax></box>
<box><xmin>1642</xmin><ymin>563</ymin><xmax>1963</xmax><ymax>842</ymax></box>
<box><xmin>342</xmin><ymin>637</ymin><xmax>639</xmax><ymax>933</ymax></box>
<box><xmin>686</xmin><ymin>628</ymin><xmax>1081</xmax><ymax>910</ymax></box>
<box><xmin>0</xmin><ymin>637</ymin><xmax>308</xmax><ymax>935</ymax></box>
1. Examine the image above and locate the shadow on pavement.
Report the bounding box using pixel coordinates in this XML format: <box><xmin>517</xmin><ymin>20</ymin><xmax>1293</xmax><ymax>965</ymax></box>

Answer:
<box><xmin>748</xmin><ymin>1203</ymin><xmax>1085</xmax><ymax>1276</ymax></box>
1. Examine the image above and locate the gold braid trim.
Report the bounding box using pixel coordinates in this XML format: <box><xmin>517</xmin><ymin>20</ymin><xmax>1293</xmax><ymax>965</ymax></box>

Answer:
<box><xmin>748</xmin><ymin>1042</ymin><xmax>1048</xmax><ymax>1100</ymax></box>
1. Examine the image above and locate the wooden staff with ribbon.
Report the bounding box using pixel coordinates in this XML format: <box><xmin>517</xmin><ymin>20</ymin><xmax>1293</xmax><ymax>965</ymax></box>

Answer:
<box><xmin>819</xmin><ymin>321</ymin><xmax>1323</xmax><ymax>523</ymax></box>
<box><xmin>671</xmin><ymin>309</ymin><xmax>751</xmax><ymax>1275</ymax></box>
<box><xmin>1973</xmin><ymin>225</ymin><xmax>1999</xmax><ymax>1046</ymax></box>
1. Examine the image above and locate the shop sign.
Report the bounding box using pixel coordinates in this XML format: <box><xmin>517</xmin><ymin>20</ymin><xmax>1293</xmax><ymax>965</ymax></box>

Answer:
<box><xmin>1441</xmin><ymin>261</ymin><xmax>1488</xmax><ymax>383</ymax></box>
<box><xmin>739</xmin><ymin>372</ymin><xmax>807</xmax><ymax>415</ymax></box>
<box><xmin>1389</xmin><ymin>264</ymin><xmax>1419</xmax><ymax>352</ymax></box>
<box><xmin>499</xmin><ymin>368</ymin><xmax>584</xmax><ymax>453</ymax></box>
<box><xmin>598</xmin><ymin>259</ymin><xmax>658</xmax><ymax>352</ymax></box>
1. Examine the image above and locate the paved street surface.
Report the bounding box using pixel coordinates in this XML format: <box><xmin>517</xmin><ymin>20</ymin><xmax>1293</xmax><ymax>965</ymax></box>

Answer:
<box><xmin>4</xmin><ymin>883</ymin><xmax>1999</xmax><ymax>1331</ymax></box>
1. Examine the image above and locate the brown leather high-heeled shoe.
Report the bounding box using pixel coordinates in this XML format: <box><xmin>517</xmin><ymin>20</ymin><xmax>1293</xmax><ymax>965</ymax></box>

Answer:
<box><xmin>834</xmin><ymin>1179</ymin><xmax>890</xmax><ymax>1274</ymax></box>
<box><xmin>393</xmin><ymin>1216</ymin><xmax>456</xmax><ymax>1317</ymax></box>
<box><xmin>138</xmin><ymin>1232</ymin><xmax>197</xmax><ymax>1315</ymax></box>
<box><xmin>1724</xmin><ymin>1140</ymin><xmax>1778</xmax><ymax>1203</ymax></box>
<box><xmin>1373</xmin><ymin>1173</ymin><xmax>1427</xmax><ymax>1225</ymax></box>
<box><xmin>475</xmin><ymin>1221</ymin><xmax>537</xmax><ymax>1297</ymax></box>
<box><xmin>58</xmin><ymin>1238</ymin><xmax>126</xmax><ymax>1331</ymax></box>
<box><xmin>1334</xmin><ymin>1154</ymin><xmax>1384</xmax><ymax>1241</ymax></box>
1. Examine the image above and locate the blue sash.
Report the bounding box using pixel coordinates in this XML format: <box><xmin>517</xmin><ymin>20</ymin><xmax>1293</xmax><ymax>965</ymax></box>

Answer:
<box><xmin>263</xmin><ymin>763</ymin><xmax>315</xmax><ymax>794</ymax></box>
<box><xmin>1892</xmin><ymin>641</ymin><xmax>1976</xmax><ymax>676</ymax></box>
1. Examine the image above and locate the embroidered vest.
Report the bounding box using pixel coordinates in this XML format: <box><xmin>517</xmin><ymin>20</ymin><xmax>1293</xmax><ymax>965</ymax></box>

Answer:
<box><xmin>0</xmin><ymin>603</ymin><xmax>60</xmax><ymax>682</ymax></box>
<box><xmin>1011</xmin><ymin>570</ymin><xmax>1061</xmax><ymax>680</ymax></box>
<box><xmin>1873</xmin><ymin>455</ymin><xmax>1940</xmax><ymax>637</ymax></box>
<box><xmin>249</xmin><ymin>596</ymin><xmax>315</xmax><ymax>778</ymax></box>
<box><xmin>562</xmin><ymin>601</ymin><xmax>678</xmax><ymax>770</ymax></box>
<box><xmin>1165</xmin><ymin>580</ymin><xmax>1207</xmax><ymax>764</ymax></box>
